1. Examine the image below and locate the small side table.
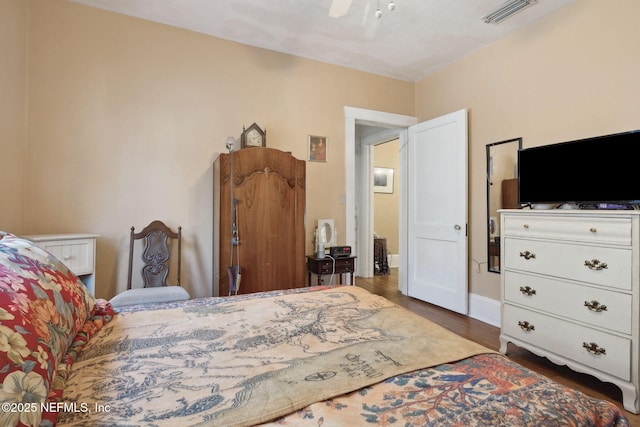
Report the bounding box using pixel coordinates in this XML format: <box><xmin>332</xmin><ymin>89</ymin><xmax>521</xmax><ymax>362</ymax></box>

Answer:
<box><xmin>23</xmin><ymin>233</ymin><xmax>99</xmax><ymax>296</ymax></box>
<box><xmin>307</xmin><ymin>255</ymin><xmax>357</xmax><ymax>286</ymax></box>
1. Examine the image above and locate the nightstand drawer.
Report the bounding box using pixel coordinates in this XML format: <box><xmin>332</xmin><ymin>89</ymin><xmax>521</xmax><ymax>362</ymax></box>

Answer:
<box><xmin>503</xmin><ymin>215</ymin><xmax>631</xmax><ymax>245</ymax></box>
<box><xmin>24</xmin><ymin>233</ymin><xmax>98</xmax><ymax>296</ymax></box>
<box><xmin>38</xmin><ymin>238</ymin><xmax>95</xmax><ymax>276</ymax></box>
<box><xmin>334</xmin><ymin>258</ymin><xmax>355</xmax><ymax>272</ymax></box>
<box><xmin>312</xmin><ymin>258</ymin><xmax>354</xmax><ymax>272</ymax></box>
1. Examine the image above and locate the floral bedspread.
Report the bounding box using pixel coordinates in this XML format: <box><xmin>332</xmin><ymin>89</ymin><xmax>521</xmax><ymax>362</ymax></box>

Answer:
<box><xmin>264</xmin><ymin>353</ymin><xmax>630</xmax><ymax>427</ymax></box>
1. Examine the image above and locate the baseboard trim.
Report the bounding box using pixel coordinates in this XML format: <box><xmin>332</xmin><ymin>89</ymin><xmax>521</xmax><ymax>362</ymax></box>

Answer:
<box><xmin>468</xmin><ymin>293</ymin><xmax>500</xmax><ymax>327</ymax></box>
<box><xmin>387</xmin><ymin>254</ymin><xmax>399</xmax><ymax>268</ymax></box>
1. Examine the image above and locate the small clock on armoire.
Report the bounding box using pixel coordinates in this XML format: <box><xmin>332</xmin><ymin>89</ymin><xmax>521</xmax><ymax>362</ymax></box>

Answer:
<box><xmin>241</xmin><ymin>123</ymin><xmax>266</xmax><ymax>148</ymax></box>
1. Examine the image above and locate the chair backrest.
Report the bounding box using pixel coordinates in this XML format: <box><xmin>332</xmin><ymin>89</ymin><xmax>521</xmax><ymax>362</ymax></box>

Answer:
<box><xmin>127</xmin><ymin>220</ymin><xmax>182</xmax><ymax>289</ymax></box>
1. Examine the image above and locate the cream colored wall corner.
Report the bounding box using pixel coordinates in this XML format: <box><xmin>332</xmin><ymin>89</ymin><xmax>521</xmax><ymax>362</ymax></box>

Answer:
<box><xmin>415</xmin><ymin>0</ymin><xmax>640</xmax><ymax>301</ymax></box>
<box><xmin>0</xmin><ymin>0</ymin><xmax>27</xmax><ymax>233</ymax></box>
<box><xmin>22</xmin><ymin>0</ymin><xmax>414</xmax><ymax>299</ymax></box>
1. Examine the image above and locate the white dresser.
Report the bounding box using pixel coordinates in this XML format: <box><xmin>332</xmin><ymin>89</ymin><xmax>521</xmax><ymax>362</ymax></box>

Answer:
<box><xmin>24</xmin><ymin>233</ymin><xmax>98</xmax><ymax>296</ymax></box>
<box><xmin>499</xmin><ymin>210</ymin><xmax>639</xmax><ymax>413</ymax></box>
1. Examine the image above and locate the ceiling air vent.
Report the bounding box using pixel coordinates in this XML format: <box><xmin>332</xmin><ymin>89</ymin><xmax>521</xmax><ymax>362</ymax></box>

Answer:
<box><xmin>482</xmin><ymin>0</ymin><xmax>536</xmax><ymax>24</ymax></box>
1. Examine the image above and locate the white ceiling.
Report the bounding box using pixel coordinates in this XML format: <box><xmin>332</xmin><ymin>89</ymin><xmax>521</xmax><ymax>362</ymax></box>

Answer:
<box><xmin>71</xmin><ymin>0</ymin><xmax>575</xmax><ymax>82</ymax></box>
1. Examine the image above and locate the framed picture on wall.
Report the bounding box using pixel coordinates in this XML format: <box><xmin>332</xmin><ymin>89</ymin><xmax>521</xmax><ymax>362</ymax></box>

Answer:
<box><xmin>374</xmin><ymin>167</ymin><xmax>394</xmax><ymax>193</ymax></box>
<box><xmin>308</xmin><ymin>135</ymin><xmax>327</xmax><ymax>162</ymax></box>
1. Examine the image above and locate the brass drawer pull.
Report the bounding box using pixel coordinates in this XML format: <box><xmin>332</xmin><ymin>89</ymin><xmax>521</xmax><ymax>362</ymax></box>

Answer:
<box><xmin>584</xmin><ymin>300</ymin><xmax>607</xmax><ymax>312</ymax></box>
<box><xmin>584</xmin><ymin>259</ymin><xmax>608</xmax><ymax>270</ymax></box>
<box><xmin>583</xmin><ymin>342</ymin><xmax>606</xmax><ymax>355</ymax></box>
<box><xmin>590</xmin><ymin>227</ymin><xmax>597</xmax><ymax>233</ymax></box>
<box><xmin>518</xmin><ymin>321</ymin><xmax>535</xmax><ymax>332</ymax></box>
<box><xmin>523</xmin><ymin>224</ymin><xmax>529</xmax><ymax>229</ymax></box>
<box><xmin>519</xmin><ymin>286</ymin><xmax>537</xmax><ymax>296</ymax></box>
<box><xmin>519</xmin><ymin>251</ymin><xmax>536</xmax><ymax>260</ymax></box>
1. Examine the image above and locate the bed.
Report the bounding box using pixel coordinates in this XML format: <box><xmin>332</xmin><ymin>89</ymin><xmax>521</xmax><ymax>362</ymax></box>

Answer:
<box><xmin>0</xmin><ymin>232</ymin><xmax>630</xmax><ymax>427</ymax></box>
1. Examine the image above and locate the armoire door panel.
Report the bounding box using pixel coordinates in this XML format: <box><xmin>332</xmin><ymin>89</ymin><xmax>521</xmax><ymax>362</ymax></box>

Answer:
<box><xmin>214</xmin><ymin>148</ymin><xmax>305</xmax><ymax>296</ymax></box>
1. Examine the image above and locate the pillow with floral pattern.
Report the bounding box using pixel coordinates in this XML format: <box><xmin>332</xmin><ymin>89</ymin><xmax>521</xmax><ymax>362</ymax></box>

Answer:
<box><xmin>0</xmin><ymin>232</ymin><xmax>96</xmax><ymax>427</ymax></box>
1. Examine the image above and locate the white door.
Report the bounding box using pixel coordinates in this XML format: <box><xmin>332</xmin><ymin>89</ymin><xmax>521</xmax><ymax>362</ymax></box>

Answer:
<box><xmin>406</xmin><ymin>109</ymin><xmax>468</xmax><ymax>314</ymax></box>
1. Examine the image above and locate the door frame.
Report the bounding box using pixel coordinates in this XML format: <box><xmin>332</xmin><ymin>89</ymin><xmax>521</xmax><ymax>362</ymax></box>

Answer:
<box><xmin>344</xmin><ymin>106</ymin><xmax>417</xmax><ymax>291</ymax></box>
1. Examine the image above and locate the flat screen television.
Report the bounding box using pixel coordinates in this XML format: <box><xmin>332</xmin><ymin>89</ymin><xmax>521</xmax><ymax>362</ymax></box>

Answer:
<box><xmin>518</xmin><ymin>130</ymin><xmax>640</xmax><ymax>207</ymax></box>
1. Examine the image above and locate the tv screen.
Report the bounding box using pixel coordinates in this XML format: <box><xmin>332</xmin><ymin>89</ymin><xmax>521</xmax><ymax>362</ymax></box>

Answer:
<box><xmin>518</xmin><ymin>130</ymin><xmax>640</xmax><ymax>206</ymax></box>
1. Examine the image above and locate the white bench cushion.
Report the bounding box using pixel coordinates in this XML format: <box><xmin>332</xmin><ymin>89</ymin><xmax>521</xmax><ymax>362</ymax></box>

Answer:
<box><xmin>110</xmin><ymin>286</ymin><xmax>190</xmax><ymax>307</ymax></box>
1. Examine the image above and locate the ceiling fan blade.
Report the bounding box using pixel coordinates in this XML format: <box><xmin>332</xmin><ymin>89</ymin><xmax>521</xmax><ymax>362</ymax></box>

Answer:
<box><xmin>329</xmin><ymin>0</ymin><xmax>352</xmax><ymax>17</ymax></box>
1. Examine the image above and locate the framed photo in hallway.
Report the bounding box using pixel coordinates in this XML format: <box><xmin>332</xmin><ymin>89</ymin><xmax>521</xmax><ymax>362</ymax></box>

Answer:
<box><xmin>374</xmin><ymin>167</ymin><xmax>394</xmax><ymax>193</ymax></box>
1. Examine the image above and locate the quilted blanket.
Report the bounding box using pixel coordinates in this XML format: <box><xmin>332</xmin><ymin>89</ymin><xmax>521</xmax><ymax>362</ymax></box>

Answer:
<box><xmin>58</xmin><ymin>286</ymin><xmax>493</xmax><ymax>426</ymax></box>
<box><xmin>262</xmin><ymin>353</ymin><xmax>630</xmax><ymax>427</ymax></box>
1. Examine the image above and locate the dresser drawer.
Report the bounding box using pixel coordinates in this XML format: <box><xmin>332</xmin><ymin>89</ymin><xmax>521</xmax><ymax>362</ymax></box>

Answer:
<box><xmin>36</xmin><ymin>238</ymin><xmax>95</xmax><ymax>276</ymax></box>
<box><xmin>504</xmin><ymin>238</ymin><xmax>632</xmax><ymax>290</ymax></box>
<box><xmin>503</xmin><ymin>304</ymin><xmax>631</xmax><ymax>380</ymax></box>
<box><xmin>504</xmin><ymin>271</ymin><xmax>632</xmax><ymax>334</ymax></box>
<box><xmin>503</xmin><ymin>214</ymin><xmax>631</xmax><ymax>246</ymax></box>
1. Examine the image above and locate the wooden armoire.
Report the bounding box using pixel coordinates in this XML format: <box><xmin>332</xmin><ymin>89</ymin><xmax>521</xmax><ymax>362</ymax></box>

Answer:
<box><xmin>213</xmin><ymin>148</ymin><xmax>306</xmax><ymax>296</ymax></box>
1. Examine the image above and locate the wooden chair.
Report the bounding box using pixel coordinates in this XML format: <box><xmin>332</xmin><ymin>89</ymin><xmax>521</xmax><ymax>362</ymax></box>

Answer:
<box><xmin>127</xmin><ymin>220</ymin><xmax>181</xmax><ymax>289</ymax></box>
<box><xmin>110</xmin><ymin>220</ymin><xmax>190</xmax><ymax>307</ymax></box>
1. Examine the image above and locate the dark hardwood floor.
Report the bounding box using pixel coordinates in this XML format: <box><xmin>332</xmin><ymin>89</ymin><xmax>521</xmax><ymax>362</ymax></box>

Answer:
<box><xmin>356</xmin><ymin>269</ymin><xmax>640</xmax><ymax>426</ymax></box>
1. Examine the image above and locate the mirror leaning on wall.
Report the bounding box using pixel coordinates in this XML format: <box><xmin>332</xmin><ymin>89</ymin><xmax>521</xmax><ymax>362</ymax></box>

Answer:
<box><xmin>486</xmin><ymin>137</ymin><xmax>522</xmax><ymax>273</ymax></box>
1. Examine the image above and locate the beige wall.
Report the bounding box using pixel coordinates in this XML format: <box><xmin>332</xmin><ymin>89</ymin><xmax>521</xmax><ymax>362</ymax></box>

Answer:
<box><xmin>21</xmin><ymin>0</ymin><xmax>414</xmax><ymax>299</ymax></box>
<box><xmin>415</xmin><ymin>0</ymin><xmax>640</xmax><ymax>300</ymax></box>
<box><xmin>0</xmin><ymin>0</ymin><xmax>27</xmax><ymax>233</ymax></box>
<box><xmin>373</xmin><ymin>140</ymin><xmax>399</xmax><ymax>255</ymax></box>
<box><xmin>5</xmin><ymin>0</ymin><xmax>638</xmax><ymax>305</ymax></box>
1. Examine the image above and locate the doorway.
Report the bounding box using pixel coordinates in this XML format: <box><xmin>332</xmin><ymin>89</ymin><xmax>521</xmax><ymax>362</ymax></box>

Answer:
<box><xmin>358</xmin><ymin>130</ymin><xmax>401</xmax><ymax>277</ymax></box>
<box><xmin>344</xmin><ymin>107</ymin><xmax>416</xmax><ymax>292</ymax></box>
<box><xmin>373</xmin><ymin>140</ymin><xmax>400</xmax><ymax>274</ymax></box>
<box><xmin>344</xmin><ymin>106</ymin><xmax>468</xmax><ymax>315</ymax></box>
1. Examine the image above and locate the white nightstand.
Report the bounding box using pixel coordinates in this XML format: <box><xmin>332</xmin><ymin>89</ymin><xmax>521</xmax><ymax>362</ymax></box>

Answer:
<box><xmin>23</xmin><ymin>233</ymin><xmax>99</xmax><ymax>296</ymax></box>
